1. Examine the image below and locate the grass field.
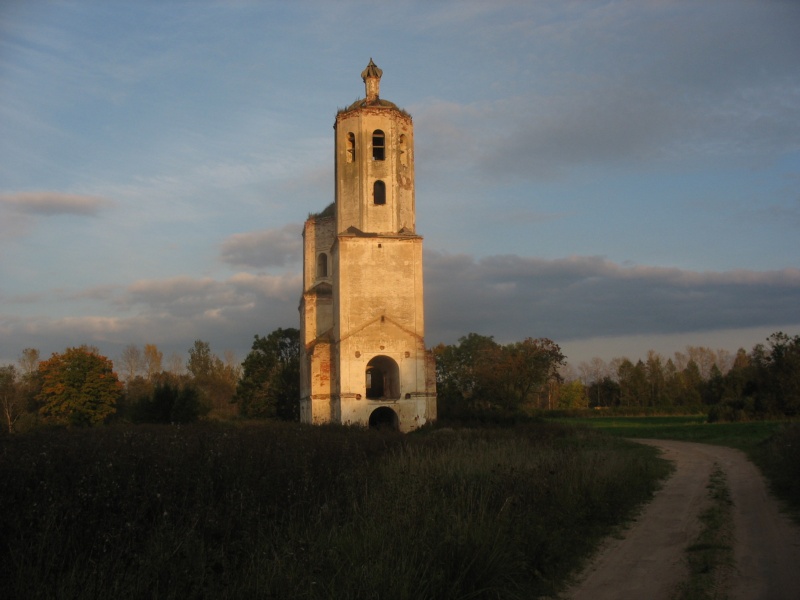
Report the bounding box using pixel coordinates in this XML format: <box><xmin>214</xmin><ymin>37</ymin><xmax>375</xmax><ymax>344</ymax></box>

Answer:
<box><xmin>557</xmin><ymin>415</ymin><xmax>800</xmax><ymax>521</ymax></box>
<box><xmin>0</xmin><ymin>421</ymin><xmax>671</xmax><ymax>599</ymax></box>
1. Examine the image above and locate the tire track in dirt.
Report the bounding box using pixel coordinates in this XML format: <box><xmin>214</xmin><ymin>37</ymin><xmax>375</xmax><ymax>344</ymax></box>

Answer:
<box><xmin>562</xmin><ymin>440</ymin><xmax>800</xmax><ymax>600</ymax></box>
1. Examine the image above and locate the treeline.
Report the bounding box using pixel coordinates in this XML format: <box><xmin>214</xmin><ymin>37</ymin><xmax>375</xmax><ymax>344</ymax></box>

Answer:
<box><xmin>0</xmin><ymin>329</ymin><xmax>300</xmax><ymax>433</ymax></box>
<box><xmin>564</xmin><ymin>332</ymin><xmax>800</xmax><ymax>420</ymax></box>
<box><xmin>433</xmin><ymin>331</ymin><xmax>800</xmax><ymax>421</ymax></box>
<box><xmin>1</xmin><ymin>329</ymin><xmax>797</xmax><ymax>432</ymax></box>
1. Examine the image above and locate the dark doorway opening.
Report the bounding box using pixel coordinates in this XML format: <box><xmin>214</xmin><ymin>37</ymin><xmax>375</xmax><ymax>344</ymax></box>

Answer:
<box><xmin>369</xmin><ymin>406</ymin><xmax>398</xmax><ymax>430</ymax></box>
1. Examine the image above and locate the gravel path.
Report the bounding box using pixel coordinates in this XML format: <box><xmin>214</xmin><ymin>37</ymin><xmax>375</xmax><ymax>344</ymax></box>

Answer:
<box><xmin>563</xmin><ymin>439</ymin><xmax>800</xmax><ymax>600</ymax></box>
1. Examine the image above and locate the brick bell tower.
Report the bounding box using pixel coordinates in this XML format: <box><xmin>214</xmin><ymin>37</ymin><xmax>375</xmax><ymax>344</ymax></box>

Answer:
<box><xmin>299</xmin><ymin>59</ymin><xmax>437</xmax><ymax>432</ymax></box>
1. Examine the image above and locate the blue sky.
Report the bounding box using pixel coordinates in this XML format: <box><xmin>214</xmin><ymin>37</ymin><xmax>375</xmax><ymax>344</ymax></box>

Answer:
<box><xmin>1</xmin><ymin>0</ymin><xmax>799</xmax><ymax>370</ymax></box>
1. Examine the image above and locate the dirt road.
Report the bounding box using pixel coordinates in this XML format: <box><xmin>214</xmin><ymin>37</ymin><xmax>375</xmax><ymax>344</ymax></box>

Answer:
<box><xmin>564</xmin><ymin>440</ymin><xmax>800</xmax><ymax>600</ymax></box>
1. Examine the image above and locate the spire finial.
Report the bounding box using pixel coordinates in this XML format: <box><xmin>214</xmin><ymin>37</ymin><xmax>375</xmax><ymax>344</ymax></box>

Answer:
<box><xmin>361</xmin><ymin>58</ymin><xmax>382</xmax><ymax>103</ymax></box>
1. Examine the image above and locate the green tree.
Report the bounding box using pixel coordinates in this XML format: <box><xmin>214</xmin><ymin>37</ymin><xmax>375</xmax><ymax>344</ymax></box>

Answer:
<box><xmin>702</xmin><ymin>364</ymin><xmax>725</xmax><ymax>405</ymax></box>
<box><xmin>37</xmin><ymin>346</ymin><xmax>122</xmax><ymax>426</ymax></box>
<box><xmin>751</xmin><ymin>332</ymin><xmax>800</xmax><ymax>416</ymax></box>
<box><xmin>719</xmin><ymin>348</ymin><xmax>752</xmax><ymax>402</ymax></box>
<box><xmin>617</xmin><ymin>359</ymin><xmax>648</xmax><ymax>407</ymax></box>
<box><xmin>434</xmin><ymin>333</ymin><xmax>565</xmax><ymax>416</ymax></box>
<box><xmin>131</xmin><ymin>381</ymin><xmax>205</xmax><ymax>423</ymax></box>
<box><xmin>645</xmin><ymin>351</ymin><xmax>667</xmax><ymax>406</ymax></box>
<box><xmin>187</xmin><ymin>340</ymin><xmax>237</xmax><ymax>417</ymax></box>
<box><xmin>236</xmin><ymin>328</ymin><xmax>300</xmax><ymax>419</ymax></box>
<box><xmin>187</xmin><ymin>340</ymin><xmax>215</xmax><ymax>379</ymax></box>
<box><xmin>434</xmin><ymin>333</ymin><xmax>501</xmax><ymax>415</ymax></box>
<box><xmin>556</xmin><ymin>379</ymin><xmax>588</xmax><ymax>409</ymax></box>
<box><xmin>500</xmin><ymin>337</ymin><xmax>566</xmax><ymax>409</ymax></box>
<box><xmin>587</xmin><ymin>376</ymin><xmax>621</xmax><ymax>408</ymax></box>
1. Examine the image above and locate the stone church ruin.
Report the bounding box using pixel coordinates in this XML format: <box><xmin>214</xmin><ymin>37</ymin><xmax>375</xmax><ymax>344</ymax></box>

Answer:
<box><xmin>299</xmin><ymin>60</ymin><xmax>437</xmax><ymax>432</ymax></box>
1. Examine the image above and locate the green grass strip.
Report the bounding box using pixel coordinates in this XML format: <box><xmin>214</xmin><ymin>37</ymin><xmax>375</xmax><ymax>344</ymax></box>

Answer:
<box><xmin>674</xmin><ymin>463</ymin><xmax>734</xmax><ymax>600</ymax></box>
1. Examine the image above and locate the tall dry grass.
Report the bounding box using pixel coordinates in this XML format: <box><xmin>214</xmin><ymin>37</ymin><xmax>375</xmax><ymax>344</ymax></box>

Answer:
<box><xmin>0</xmin><ymin>421</ymin><xmax>669</xmax><ymax>599</ymax></box>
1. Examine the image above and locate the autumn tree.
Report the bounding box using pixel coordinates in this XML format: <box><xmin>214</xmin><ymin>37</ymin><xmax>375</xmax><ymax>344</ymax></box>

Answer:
<box><xmin>37</xmin><ymin>346</ymin><xmax>122</xmax><ymax>426</ymax></box>
<box><xmin>235</xmin><ymin>328</ymin><xmax>300</xmax><ymax>419</ymax></box>
<box><xmin>143</xmin><ymin>344</ymin><xmax>163</xmax><ymax>381</ymax></box>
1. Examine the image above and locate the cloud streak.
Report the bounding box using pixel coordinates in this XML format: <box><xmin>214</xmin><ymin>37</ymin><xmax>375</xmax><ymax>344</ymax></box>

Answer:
<box><xmin>0</xmin><ymin>191</ymin><xmax>114</xmax><ymax>216</ymax></box>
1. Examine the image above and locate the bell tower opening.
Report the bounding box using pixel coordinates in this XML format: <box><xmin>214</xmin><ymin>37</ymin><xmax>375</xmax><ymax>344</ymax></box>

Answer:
<box><xmin>372</xmin><ymin>130</ymin><xmax>385</xmax><ymax>161</ymax></box>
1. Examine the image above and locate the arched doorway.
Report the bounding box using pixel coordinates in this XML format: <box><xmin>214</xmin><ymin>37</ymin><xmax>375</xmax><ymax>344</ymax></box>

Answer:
<box><xmin>365</xmin><ymin>355</ymin><xmax>400</xmax><ymax>400</ymax></box>
<box><xmin>369</xmin><ymin>406</ymin><xmax>398</xmax><ymax>430</ymax></box>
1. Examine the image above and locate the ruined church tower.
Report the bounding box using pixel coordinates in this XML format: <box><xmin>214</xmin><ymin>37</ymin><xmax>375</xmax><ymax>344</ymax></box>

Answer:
<box><xmin>299</xmin><ymin>60</ymin><xmax>437</xmax><ymax>432</ymax></box>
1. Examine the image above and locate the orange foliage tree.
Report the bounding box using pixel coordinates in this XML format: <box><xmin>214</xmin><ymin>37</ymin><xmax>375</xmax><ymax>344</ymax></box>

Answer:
<box><xmin>37</xmin><ymin>346</ymin><xmax>122</xmax><ymax>426</ymax></box>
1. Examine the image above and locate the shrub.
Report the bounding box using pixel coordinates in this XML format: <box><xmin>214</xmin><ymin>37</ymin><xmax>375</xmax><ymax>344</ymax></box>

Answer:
<box><xmin>708</xmin><ymin>398</ymin><xmax>756</xmax><ymax>423</ymax></box>
<box><xmin>131</xmin><ymin>382</ymin><xmax>207</xmax><ymax>423</ymax></box>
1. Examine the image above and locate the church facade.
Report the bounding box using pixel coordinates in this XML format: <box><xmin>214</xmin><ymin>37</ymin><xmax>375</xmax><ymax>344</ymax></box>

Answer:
<box><xmin>299</xmin><ymin>60</ymin><xmax>437</xmax><ymax>432</ymax></box>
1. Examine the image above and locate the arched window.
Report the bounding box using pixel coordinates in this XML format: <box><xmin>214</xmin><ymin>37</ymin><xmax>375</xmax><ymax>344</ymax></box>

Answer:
<box><xmin>372</xmin><ymin>129</ymin><xmax>385</xmax><ymax>161</ymax></box>
<box><xmin>373</xmin><ymin>180</ymin><xmax>386</xmax><ymax>205</ymax></box>
<box><xmin>346</xmin><ymin>133</ymin><xmax>355</xmax><ymax>163</ymax></box>
<box><xmin>316</xmin><ymin>253</ymin><xmax>328</xmax><ymax>278</ymax></box>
